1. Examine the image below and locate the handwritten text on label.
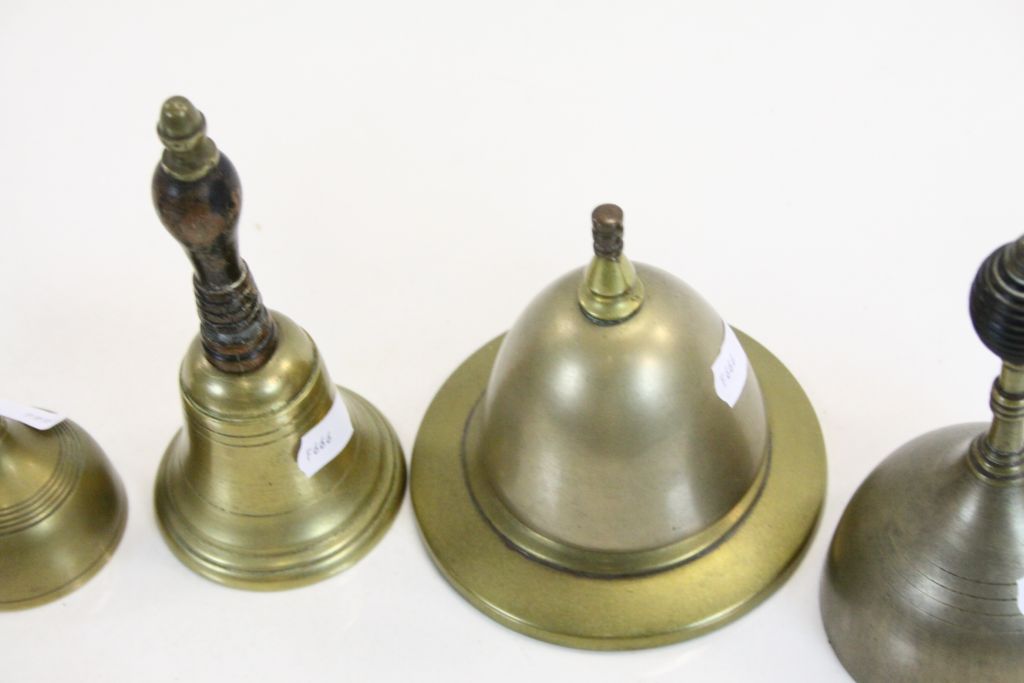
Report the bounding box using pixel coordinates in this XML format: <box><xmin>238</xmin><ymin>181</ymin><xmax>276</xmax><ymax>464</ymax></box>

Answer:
<box><xmin>297</xmin><ymin>392</ymin><xmax>354</xmax><ymax>477</ymax></box>
<box><xmin>711</xmin><ymin>324</ymin><xmax>749</xmax><ymax>408</ymax></box>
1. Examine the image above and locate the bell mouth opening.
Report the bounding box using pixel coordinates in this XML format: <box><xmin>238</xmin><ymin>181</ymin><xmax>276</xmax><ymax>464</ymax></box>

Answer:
<box><xmin>462</xmin><ymin>397</ymin><xmax>772</xmax><ymax>577</ymax></box>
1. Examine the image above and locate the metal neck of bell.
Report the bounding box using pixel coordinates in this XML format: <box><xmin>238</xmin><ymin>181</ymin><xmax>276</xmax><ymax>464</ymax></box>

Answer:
<box><xmin>971</xmin><ymin>362</ymin><xmax>1024</xmax><ymax>482</ymax></box>
<box><xmin>577</xmin><ymin>204</ymin><xmax>645</xmax><ymax>324</ymax></box>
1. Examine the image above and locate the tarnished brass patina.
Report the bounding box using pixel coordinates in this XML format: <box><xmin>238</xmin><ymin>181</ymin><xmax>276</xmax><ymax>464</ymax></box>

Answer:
<box><xmin>152</xmin><ymin>97</ymin><xmax>405</xmax><ymax>589</ymax></box>
<box><xmin>0</xmin><ymin>414</ymin><xmax>126</xmax><ymax>609</ymax></box>
<box><xmin>411</xmin><ymin>205</ymin><xmax>827</xmax><ymax>649</ymax></box>
<box><xmin>822</xmin><ymin>235</ymin><xmax>1024</xmax><ymax>682</ymax></box>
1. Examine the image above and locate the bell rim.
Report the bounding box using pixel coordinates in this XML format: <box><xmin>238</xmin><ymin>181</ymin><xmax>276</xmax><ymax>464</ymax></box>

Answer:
<box><xmin>1</xmin><ymin>519</ymin><xmax>127</xmax><ymax>610</ymax></box>
<box><xmin>0</xmin><ymin>420</ymin><xmax>128</xmax><ymax>610</ymax></box>
<box><xmin>411</xmin><ymin>329</ymin><xmax>827</xmax><ymax>650</ymax></box>
<box><xmin>155</xmin><ymin>385</ymin><xmax>407</xmax><ymax>591</ymax></box>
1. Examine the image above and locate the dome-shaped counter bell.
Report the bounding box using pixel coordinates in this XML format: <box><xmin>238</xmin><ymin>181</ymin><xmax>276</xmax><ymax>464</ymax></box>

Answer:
<box><xmin>0</xmin><ymin>403</ymin><xmax>126</xmax><ymax>609</ymax></box>
<box><xmin>411</xmin><ymin>205</ymin><xmax>827</xmax><ymax>649</ymax></box>
<box><xmin>151</xmin><ymin>97</ymin><xmax>406</xmax><ymax>589</ymax></box>
<box><xmin>821</xmin><ymin>235</ymin><xmax>1024</xmax><ymax>682</ymax></box>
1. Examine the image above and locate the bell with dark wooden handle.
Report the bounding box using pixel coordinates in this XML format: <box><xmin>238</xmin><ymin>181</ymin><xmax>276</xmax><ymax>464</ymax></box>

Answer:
<box><xmin>821</xmin><ymin>236</ymin><xmax>1024</xmax><ymax>681</ymax></box>
<box><xmin>152</xmin><ymin>96</ymin><xmax>405</xmax><ymax>589</ymax></box>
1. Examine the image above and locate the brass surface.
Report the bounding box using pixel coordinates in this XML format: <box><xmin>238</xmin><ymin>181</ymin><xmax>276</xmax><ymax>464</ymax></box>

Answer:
<box><xmin>152</xmin><ymin>96</ymin><xmax>405</xmax><ymax>589</ymax></box>
<box><xmin>821</xmin><ymin>236</ymin><xmax>1024</xmax><ymax>682</ymax></box>
<box><xmin>413</xmin><ymin>331</ymin><xmax>825</xmax><ymax>649</ymax></box>
<box><xmin>0</xmin><ymin>417</ymin><xmax>126</xmax><ymax>609</ymax></box>
<box><xmin>156</xmin><ymin>313</ymin><xmax>406</xmax><ymax>589</ymax></box>
<box><xmin>157</xmin><ymin>95</ymin><xmax>220</xmax><ymax>182</ymax></box>
<box><xmin>468</xmin><ymin>265</ymin><xmax>771</xmax><ymax>576</ymax></box>
<box><xmin>411</xmin><ymin>204</ymin><xmax>826</xmax><ymax>649</ymax></box>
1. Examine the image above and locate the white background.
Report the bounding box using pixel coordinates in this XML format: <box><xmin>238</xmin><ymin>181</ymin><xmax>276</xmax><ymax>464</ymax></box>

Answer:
<box><xmin>2</xmin><ymin>1</ymin><xmax>1022</xmax><ymax>680</ymax></box>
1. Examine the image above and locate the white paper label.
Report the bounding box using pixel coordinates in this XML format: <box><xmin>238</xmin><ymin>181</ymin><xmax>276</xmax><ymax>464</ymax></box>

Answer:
<box><xmin>1017</xmin><ymin>578</ymin><xmax>1024</xmax><ymax>615</ymax></box>
<box><xmin>0</xmin><ymin>399</ymin><xmax>65</xmax><ymax>430</ymax></box>
<box><xmin>297</xmin><ymin>392</ymin><xmax>354</xmax><ymax>477</ymax></box>
<box><xmin>711</xmin><ymin>324</ymin><xmax>749</xmax><ymax>408</ymax></box>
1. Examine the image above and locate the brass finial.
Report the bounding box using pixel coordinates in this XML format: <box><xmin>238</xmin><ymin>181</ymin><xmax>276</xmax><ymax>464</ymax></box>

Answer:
<box><xmin>577</xmin><ymin>203</ymin><xmax>645</xmax><ymax>323</ymax></box>
<box><xmin>157</xmin><ymin>96</ymin><xmax>220</xmax><ymax>182</ymax></box>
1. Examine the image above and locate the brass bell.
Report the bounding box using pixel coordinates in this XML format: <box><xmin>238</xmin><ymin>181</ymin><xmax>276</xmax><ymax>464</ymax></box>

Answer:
<box><xmin>151</xmin><ymin>96</ymin><xmax>406</xmax><ymax>589</ymax></box>
<box><xmin>0</xmin><ymin>402</ymin><xmax>126</xmax><ymax>609</ymax></box>
<box><xmin>821</xmin><ymin>235</ymin><xmax>1024</xmax><ymax>681</ymax></box>
<box><xmin>411</xmin><ymin>204</ymin><xmax>827</xmax><ymax>649</ymax></box>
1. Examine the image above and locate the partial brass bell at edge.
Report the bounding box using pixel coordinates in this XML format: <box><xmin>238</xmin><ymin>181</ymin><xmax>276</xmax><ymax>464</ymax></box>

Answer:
<box><xmin>0</xmin><ymin>409</ymin><xmax>127</xmax><ymax>609</ymax></box>
<box><xmin>151</xmin><ymin>96</ymin><xmax>406</xmax><ymax>590</ymax></box>
<box><xmin>821</xmin><ymin>235</ymin><xmax>1024</xmax><ymax>681</ymax></box>
<box><xmin>411</xmin><ymin>204</ymin><xmax>827</xmax><ymax>649</ymax></box>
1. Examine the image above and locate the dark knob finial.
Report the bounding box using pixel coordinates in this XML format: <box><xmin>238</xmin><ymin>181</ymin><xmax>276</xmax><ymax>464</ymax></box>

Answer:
<box><xmin>969</xmin><ymin>236</ymin><xmax>1024</xmax><ymax>365</ymax></box>
<box><xmin>591</xmin><ymin>204</ymin><xmax>625</xmax><ymax>259</ymax></box>
<box><xmin>152</xmin><ymin>96</ymin><xmax>277</xmax><ymax>374</ymax></box>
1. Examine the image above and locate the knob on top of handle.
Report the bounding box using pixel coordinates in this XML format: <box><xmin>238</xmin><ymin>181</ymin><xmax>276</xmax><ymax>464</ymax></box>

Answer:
<box><xmin>157</xmin><ymin>95</ymin><xmax>220</xmax><ymax>181</ymax></box>
<box><xmin>970</xmin><ymin>236</ymin><xmax>1024</xmax><ymax>365</ymax></box>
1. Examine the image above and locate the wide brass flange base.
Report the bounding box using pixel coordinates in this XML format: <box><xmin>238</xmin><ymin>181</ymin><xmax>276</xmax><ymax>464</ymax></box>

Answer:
<box><xmin>0</xmin><ymin>419</ymin><xmax>127</xmax><ymax>610</ymax></box>
<box><xmin>411</xmin><ymin>331</ymin><xmax>827</xmax><ymax>650</ymax></box>
<box><xmin>155</xmin><ymin>387</ymin><xmax>405</xmax><ymax>590</ymax></box>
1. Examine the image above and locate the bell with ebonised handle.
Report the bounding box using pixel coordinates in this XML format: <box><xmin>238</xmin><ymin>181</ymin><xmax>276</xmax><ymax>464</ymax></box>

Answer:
<box><xmin>151</xmin><ymin>96</ymin><xmax>406</xmax><ymax>589</ymax></box>
<box><xmin>821</xmin><ymin>235</ymin><xmax>1024</xmax><ymax>682</ymax></box>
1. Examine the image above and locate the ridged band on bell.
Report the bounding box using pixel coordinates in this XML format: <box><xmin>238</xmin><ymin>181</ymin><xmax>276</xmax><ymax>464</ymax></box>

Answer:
<box><xmin>0</xmin><ymin>415</ymin><xmax>126</xmax><ymax>609</ymax></box>
<box><xmin>821</xmin><ymin>234</ymin><xmax>1024</xmax><ymax>682</ymax></box>
<box><xmin>411</xmin><ymin>204</ymin><xmax>826</xmax><ymax>649</ymax></box>
<box><xmin>151</xmin><ymin>96</ymin><xmax>405</xmax><ymax>589</ymax></box>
